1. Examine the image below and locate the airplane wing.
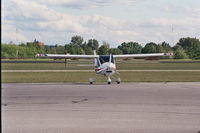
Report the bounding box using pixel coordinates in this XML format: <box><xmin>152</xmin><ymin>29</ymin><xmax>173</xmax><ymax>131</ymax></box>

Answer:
<box><xmin>36</xmin><ymin>54</ymin><xmax>99</xmax><ymax>59</ymax></box>
<box><xmin>113</xmin><ymin>53</ymin><xmax>173</xmax><ymax>58</ymax></box>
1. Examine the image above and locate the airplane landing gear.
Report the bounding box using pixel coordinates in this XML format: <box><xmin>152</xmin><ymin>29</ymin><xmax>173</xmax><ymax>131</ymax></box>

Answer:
<box><xmin>89</xmin><ymin>78</ymin><xmax>93</xmax><ymax>84</ymax></box>
<box><xmin>111</xmin><ymin>76</ymin><xmax>120</xmax><ymax>84</ymax></box>
<box><xmin>89</xmin><ymin>75</ymin><xmax>120</xmax><ymax>85</ymax></box>
<box><xmin>117</xmin><ymin>78</ymin><xmax>121</xmax><ymax>84</ymax></box>
<box><xmin>107</xmin><ymin>77</ymin><xmax>111</xmax><ymax>84</ymax></box>
<box><xmin>89</xmin><ymin>74</ymin><xmax>100</xmax><ymax>84</ymax></box>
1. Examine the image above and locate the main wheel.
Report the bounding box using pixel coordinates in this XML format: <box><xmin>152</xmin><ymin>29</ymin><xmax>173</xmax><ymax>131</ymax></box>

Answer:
<box><xmin>108</xmin><ymin>82</ymin><xmax>111</xmax><ymax>84</ymax></box>
<box><xmin>117</xmin><ymin>78</ymin><xmax>121</xmax><ymax>84</ymax></box>
<box><xmin>89</xmin><ymin>78</ymin><xmax>93</xmax><ymax>84</ymax></box>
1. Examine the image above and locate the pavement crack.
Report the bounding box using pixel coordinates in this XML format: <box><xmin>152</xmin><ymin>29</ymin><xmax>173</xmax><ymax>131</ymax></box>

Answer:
<box><xmin>72</xmin><ymin>98</ymin><xmax>88</xmax><ymax>104</ymax></box>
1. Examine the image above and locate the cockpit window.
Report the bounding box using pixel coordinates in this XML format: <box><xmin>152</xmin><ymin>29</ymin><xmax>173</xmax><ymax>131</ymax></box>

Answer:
<box><xmin>99</xmin><ymin>55</ymin><xmax>114</xmax><ymax>64</ymax></box>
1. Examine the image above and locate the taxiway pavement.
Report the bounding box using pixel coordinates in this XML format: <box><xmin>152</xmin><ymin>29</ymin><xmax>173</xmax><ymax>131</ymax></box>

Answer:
<box><xmin>2</xmin><ymin>83</ymin><xmax>200</xmax><ymax>133</ymax></box>
<box><xmin>2</xmin><ymin>70</ymin><xmax>200</xmax><ymax>72</ymax></box>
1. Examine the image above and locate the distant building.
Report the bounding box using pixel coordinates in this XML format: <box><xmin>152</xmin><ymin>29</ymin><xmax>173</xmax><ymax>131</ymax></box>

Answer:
<box><xmin>38</xmin><ymin>42</ymin><xmax>44</xmax><ymax>46</ymax></box>
<box><xmin>27</xmin><ymin>39</ymin><xmax>44</xmax><ymax>46</ymax></box>
<box><xmin>50</xmin><ymin>45</ymin><xmax>56</xmax><ymax>49</ymax></box>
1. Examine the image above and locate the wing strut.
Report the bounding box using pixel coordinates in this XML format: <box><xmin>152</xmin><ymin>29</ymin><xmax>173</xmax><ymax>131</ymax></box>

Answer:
<box><xmin>65</xmin><ymin>58</ymin><xmax>67</xmax><ymax>68</ymax></box>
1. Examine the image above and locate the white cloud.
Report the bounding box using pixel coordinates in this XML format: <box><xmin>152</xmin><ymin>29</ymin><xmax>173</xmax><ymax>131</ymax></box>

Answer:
<box><xmin>137</xmin><ymin>15</ymin><xmax>200</xmax><ymax>45</ymax></box>
<box><xmin>163</xmin><ymin>5</ymin><xmax>200</xmax><ymax>18</ymax></box>
<box><xmin>2</xmin><ymin>21</ymin><xmax>28</xmax><ymax>43</ymax></box>
<box><xmin>2</xmin><ymin>0</ymin><xmax>141</xmax><ymax>45</ymax></box>
<box><xmin>40</xmin><ymin>0</ymin><xmax>143</xmax><ymax>9</ymax></box>
<box><xmin>36</xmin><ymin>14</ymin><xmax>89</xmax><ymax>33</ymax></box>
<box><xmin>2</xmin><ymin>0</ymin><xmax>200</xmax><ymax>47</ymax></box>
<box><xmin>184</xmin><ymin>7</ymin><xmax>200</xmax><ymax>17</ymax></box>
<box><xmin>5</xmin><ymin>0</ymin><xmax>61</xmax><ymax>22</ymax></box>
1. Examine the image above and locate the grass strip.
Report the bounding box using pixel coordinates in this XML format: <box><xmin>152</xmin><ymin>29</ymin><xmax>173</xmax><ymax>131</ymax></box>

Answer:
<box><xmin>2</xmin><ymin>63</ymin><xmax>200</xmax><ymax>70</ymax></box>
<box><xmin>2</xmin><ymin>71</ymin><xmax>200</xmax><ymax>83</ymax></box>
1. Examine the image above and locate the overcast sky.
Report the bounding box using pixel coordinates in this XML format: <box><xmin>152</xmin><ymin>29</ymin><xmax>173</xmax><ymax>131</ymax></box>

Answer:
<box><xmin>2</xmin><ymin>0</ymin><xmax>200</xmax><ymax>47</ymax></box>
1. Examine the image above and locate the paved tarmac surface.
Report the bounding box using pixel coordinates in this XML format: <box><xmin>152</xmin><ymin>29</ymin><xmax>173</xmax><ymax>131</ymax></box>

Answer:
<box><xmin>3</xmin><ymin>70</ymin><xmax>200</xmax><ymax>72</ymax></box>
<box><xmin>2</xmin><ymin>83</ymin><xmax>200</xmax><ymax>133</ymax></box>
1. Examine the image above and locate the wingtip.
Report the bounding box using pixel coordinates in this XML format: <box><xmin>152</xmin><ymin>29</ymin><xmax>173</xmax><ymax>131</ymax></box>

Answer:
<box><xmin>168</xmin><ymin>52</ymin><xmax>173</xmax><ymax>56</ymax></box>
<box><xmin>35</xmin><ymin>54</ymin><xmax>47</xmax><ymax>57</ymax></box>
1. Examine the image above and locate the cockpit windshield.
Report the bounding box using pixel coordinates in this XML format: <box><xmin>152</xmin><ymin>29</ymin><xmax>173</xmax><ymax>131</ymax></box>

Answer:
<box><xmin>99</xmin><ymin>55</ymin><xmax>114</xmax><ymax>64</ymax></box>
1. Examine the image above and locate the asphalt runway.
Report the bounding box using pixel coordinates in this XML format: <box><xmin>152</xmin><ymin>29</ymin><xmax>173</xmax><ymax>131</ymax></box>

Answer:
<box><xmin>2</xmin><ymin>83</ymin><xmax>200</xmax><ymax>133</ymax></box>
<box><xmin>3</xmin><ymin>70</ymin><xmax>200</xmax><ymax>72</ymax></box>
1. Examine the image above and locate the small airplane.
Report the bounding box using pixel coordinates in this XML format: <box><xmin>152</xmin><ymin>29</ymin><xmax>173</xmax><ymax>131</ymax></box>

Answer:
<box><xmin>36</xmin><ymin>51</ymin><xmax>173</xmax><ymax>84</ymax></box>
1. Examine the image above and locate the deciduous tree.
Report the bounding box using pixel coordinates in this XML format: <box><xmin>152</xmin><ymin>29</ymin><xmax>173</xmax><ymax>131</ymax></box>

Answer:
<box><xmin>71</xmin><ymin>35</ymin><xmax>84</xmax><ymax>46</ymax></box>
<box><xmin>98</xmin><ymin>41</ymin><xmax>110</xmax><ymax>55</ymax></box>
<box><xmin>173</xmin><ymin>46</ymin><xmax>188</xmax><ymax>59</ymax></box>
<box><xmin>142</xmin><ymin>42</ymin><xmax>157</xmax><ymax>53</ymax></box>
<box><xmin>176</xmin><ymin>37</ymin><xmax>200</xmax><ymax>59</ymax></box>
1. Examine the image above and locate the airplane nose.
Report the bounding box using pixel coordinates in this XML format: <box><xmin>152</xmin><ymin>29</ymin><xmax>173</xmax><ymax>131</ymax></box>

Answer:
<box><xmin>105</xmin><ymin>64</ymin><xmax>112</xmax><ymax>73</ymax></box>
<box><xmin>108</xmin><ymin>66</ymin><xmax>112</xmax><ymax>70</ymax></box>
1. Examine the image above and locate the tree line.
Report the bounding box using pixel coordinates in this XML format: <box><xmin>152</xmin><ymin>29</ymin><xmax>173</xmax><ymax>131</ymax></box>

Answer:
<box><xmin>1</xmin><ymin>36</ymin><xmax>200</xmax><ymax>59</ymax></box>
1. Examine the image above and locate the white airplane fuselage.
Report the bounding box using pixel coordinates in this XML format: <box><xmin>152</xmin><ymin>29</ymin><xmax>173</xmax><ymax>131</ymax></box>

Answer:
<box><xmin>88</xmin><ymin>55</ymin><xmax>120</xmax><ymax>84</ymax></box>
<box><xmin>95</xmin><ymin>62</ymin><xmax>116</xmax><ymax>77</ymax></box>
<box><xmin>93</xmin><ymin>55</ymin><xmax>116</xmax><ymax>77</ymax></box>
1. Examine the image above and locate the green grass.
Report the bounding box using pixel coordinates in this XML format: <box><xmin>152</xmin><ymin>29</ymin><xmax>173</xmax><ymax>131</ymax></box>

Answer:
<box><xmin>2</xmin><ymin>62</ymin><xmax>200</xmax><ymax>70</ymax></box>
<box><xmin>116</xmin><ymin>63</ymin><xmax>200</xmax><ymax>70</ymax></box>
<box><xmin>2</xmin><ymin>63</ymin><xmax>94</xmax><ymax>70</ymax></box>
<box><xmin>2</xmin><ymin>71</ymin><xmax>200</xmax><ymax>83</ymax></box>
<box><xmin>2</xmin><ymin>60</ymin><xmax>200</xmax><ymax>83</ymax></box>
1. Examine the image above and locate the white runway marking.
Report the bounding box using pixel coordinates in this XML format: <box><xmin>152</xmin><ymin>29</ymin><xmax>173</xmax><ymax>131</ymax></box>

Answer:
<box><xmin>2</xmin><ymin>70</ymin><xmax>200</xmax><ymax>72</ymax></box>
